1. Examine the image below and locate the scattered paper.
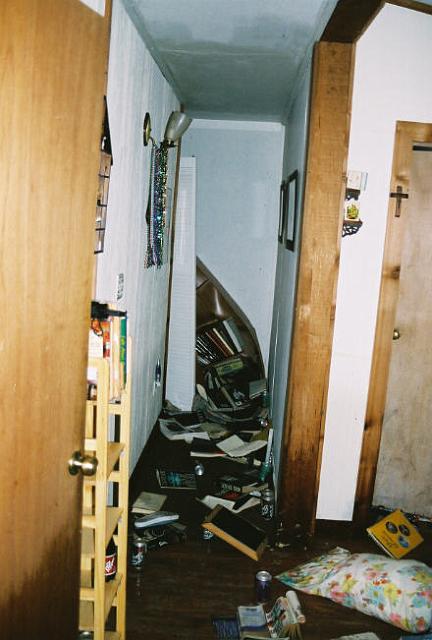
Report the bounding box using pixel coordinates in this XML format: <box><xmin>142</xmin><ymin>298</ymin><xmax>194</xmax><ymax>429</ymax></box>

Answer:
<box><xmin>200</xmin><ymin>494</ymin><xmax>259</xmax><ymax>513</ymax></box>
<box><xmin>216</xmin><ymin>434</ymin><xmax>267</xmax><ymax>458</ymax></box>
<box><xmin>159</xmin><ymin>419</ymin><xmax>210</xmax><ymax>442</ymax></box>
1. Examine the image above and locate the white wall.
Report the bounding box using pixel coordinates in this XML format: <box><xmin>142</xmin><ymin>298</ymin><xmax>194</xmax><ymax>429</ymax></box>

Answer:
<box><xmin>96</xmin><ymin>0</ymin><xmax>179</xmax><ymax>472</ymax></box>
<box><xmin>181</xmin><ymin>119</ymin><xmax>284</xmax><ymax>368</ymax></box>
<box><xmin>316</xmin><ymin>4</ymin><xmax>432</xmax><ymax>520</ymax></box>
<box><xmin>79</xmin><ymin>0</ymin><xmax>105</xmax><ymax>15</ymax></box>
<box><xmin>268</xmin><ymin>63</ymin><xmax>311</xmax><ymax>484</ymax></box>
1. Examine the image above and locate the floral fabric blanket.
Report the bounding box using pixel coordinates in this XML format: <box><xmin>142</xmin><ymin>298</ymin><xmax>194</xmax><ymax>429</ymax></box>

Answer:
<box><xmin>277</xmin><ymin>547</ymin><xmax>432</xmax><ymax>633</ymax></box>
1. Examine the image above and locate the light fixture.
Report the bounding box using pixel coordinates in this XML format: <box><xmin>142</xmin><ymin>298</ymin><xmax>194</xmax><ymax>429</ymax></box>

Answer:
<box><xmin>143</xmin><ymin>112</ymin><xmax>153</xmax><ymax>146</ymax></box>
<box><xmin>163</xmin><ymin>111</ymin><xmax>192</xmax><ymax>146</ymax></box>
<box><xmin>143</xmin><ymin>110</ymin><xmax>192</xmax><ymax>148</ymax></box>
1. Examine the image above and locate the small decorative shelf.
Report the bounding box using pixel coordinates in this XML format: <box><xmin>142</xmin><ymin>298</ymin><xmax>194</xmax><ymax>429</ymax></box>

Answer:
<box><xmin>342</xmin><ymin>219</ymin><xmax>363</xmax><ymax>237</ymax></box>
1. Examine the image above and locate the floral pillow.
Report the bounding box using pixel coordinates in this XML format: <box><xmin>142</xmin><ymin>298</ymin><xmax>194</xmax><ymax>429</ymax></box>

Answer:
<box><xmin>277</xmin><ymin>548</ymin><xmax>432</xmax><ymax>633</ymax></box>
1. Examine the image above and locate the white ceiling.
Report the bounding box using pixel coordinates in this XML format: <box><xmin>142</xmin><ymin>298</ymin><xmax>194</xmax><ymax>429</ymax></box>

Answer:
<box><xmin>123</xmin><ymin>0</ymin><xmax>339</xmax><ymax>122</ymax></box>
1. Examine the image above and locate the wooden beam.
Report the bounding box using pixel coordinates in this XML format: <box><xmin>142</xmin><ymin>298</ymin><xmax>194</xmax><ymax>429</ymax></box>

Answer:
<box><xmin>321</xmin><ymin>0</ymin><xmax>432</xmax><ymax>45</ymax></box>
<box><xmin>388</xmin><ymin>0</ymin><xmax>432</xmax><ymax>15</ymax></box>
<box><xmin>321</xmin><ymin>0</ymin><xmax>384</xmax><ymax>42</ymax></box>
<box><xmin>278</xmin><ymin>42</ymin><xmax>355</xmax><ymax>533</ymax></box>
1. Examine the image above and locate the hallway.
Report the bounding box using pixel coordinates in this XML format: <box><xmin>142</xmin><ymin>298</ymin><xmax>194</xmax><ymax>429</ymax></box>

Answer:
<box><xmin>125</xmin><ymin>430</ymin><xmax>432</xmax><ymax>639</ymax></box>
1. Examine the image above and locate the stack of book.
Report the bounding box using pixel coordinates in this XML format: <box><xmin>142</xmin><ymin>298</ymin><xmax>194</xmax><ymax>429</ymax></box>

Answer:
<box><xmin>195</xmin><ymin>317</ymin><xmax>267</xmax><ymax>423</ymax></box>
<box><xmin>196</xmin><ymin>318</ymin><xmax>244</xmax><ymax>366</ymax></box>
<box><xmin>201</xmin><ymin>355</ymin><xmax>265</xmax><ymax>416</ymax></box>
<box><xmin>88</xmin><ymin>301</ymin><xmax>127</xmax><ymax>402</ymax></box>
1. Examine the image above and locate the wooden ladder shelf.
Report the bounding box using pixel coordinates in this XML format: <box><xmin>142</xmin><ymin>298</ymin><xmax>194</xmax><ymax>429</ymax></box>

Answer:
<box><xmin>79</xmin><ymin>350</ymin><xmax>131</xmax><ymax>640</ymax></box>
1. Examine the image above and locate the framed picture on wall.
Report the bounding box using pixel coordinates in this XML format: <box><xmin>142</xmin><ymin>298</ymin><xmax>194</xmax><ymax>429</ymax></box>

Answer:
<box><xmin>278</xmin><ymin>180</ymin><xmax>287</xmax><ymax>243</ymax></box>
<box><xmin>285</xmin><ymin>170</ymin><xmax>298</xmax><ymax>251</ymax></box>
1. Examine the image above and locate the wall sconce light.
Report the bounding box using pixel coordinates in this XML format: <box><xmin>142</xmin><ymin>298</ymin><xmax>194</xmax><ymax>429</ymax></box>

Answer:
<box><xmin>163</xmin><ymin>111</ymin><xmax>192</xmax><ymax>147</ymax></box>
<box><xmin>143</xmin><ymin>110</ymin><xmax>192</xmax><ymax>148</ymax></box>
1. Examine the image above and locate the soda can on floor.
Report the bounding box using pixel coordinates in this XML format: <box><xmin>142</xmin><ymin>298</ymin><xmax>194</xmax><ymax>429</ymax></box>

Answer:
<box><xmin>260</xmin><ymin>488</ymin><xmax>275</xmax><ymax>520</ymax></box>
<box><xmin>131</xmin><ymin>534</ymin><xmax>146</xmax><ymax>568</ymax></box>
<box><xmin>255</xmin><ymin>570</ymin><xmax>272</xmax><ymax>603</ymax></box>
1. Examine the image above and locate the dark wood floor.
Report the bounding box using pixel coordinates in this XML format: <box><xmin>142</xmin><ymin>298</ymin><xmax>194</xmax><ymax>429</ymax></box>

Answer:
<box><xmin>126</xmin><ymin>428</ymin><xmax>432</xmax><ymax>640</ymax></box>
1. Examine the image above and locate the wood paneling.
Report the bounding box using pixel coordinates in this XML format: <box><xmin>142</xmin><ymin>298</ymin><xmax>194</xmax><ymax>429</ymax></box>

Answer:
<box><xmin>278</xmin><ymin>42</ymin><xmax>355</xmax><ymax>533</ymax></box>
<box><xmin>354</xmin><ymin>122</ymin><xmax>432</xmax><ymax>523</ymax></box>
<box><xmin>0</xmin><ymin>0</ymin><xmax>111</xmax><ymax>636</ymax></box>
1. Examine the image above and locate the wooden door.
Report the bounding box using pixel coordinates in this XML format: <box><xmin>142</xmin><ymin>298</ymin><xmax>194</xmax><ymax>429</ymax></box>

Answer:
<box><xmin>355</xmin><ymin>122</ymin><xmax>432</xmax><ymax>521</ymax></box>
<box><xmin>373</xmin><ymin>146</ymin><xmax>432</xmax><ymax>517</ymax></box>
<box><xmin>0</xmin><ymin>1</ymin><xmax>110</xmax><ymax>637</ymax></box>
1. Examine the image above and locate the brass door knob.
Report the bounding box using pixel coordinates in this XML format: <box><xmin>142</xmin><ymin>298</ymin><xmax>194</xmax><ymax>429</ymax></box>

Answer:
<box><xmin>68</xmin><ymin>451</ymin><xmax>98</xmax><ymax>476</ymax></box>
<box><xmin>393</xmin><ymin>328</ymin><xmax>401</xmax><ymax>340</ymax></box>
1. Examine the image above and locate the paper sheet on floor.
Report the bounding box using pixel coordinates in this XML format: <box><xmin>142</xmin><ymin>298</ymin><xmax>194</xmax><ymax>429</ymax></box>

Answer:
<box><xmin>216</xmin><ymin>434</ymin><xmax>267</xmax><ymax>457</ymax></box>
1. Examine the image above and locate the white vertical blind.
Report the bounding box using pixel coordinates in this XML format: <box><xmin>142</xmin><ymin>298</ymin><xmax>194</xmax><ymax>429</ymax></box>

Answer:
<box><xmin>166</xmin><ymin>157</ymin><xmax>196</xmax><ymax>410</ymax></box>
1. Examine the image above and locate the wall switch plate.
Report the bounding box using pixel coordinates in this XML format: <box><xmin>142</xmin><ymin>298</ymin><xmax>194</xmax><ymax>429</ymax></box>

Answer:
<box><xmin>116</xmin><ymin>273</ymin><xmax>124</xmax><ymax>300</ymax></box>
<box><xmin>347</xmin><ymin>170</ymin><xmax>368</xmax><ymax>191</ymax></box>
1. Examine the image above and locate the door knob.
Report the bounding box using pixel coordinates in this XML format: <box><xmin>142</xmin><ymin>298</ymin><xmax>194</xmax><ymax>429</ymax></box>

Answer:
<box><xmin>68</xmin><ymin>451</ymin><xmax>98</xmax><ymax>476</ymax></box>
<box><xmin>393</xmin><ymin>328</ymin><xmax>401</xmax><ymax>340</ymax></box>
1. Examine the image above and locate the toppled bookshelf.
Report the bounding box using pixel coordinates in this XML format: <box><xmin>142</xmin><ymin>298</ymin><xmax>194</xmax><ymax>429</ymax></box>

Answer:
<box><xmin>196</xmin><ymin>259</ymin><xmax>266</xmax><ymax>422</ymax></box>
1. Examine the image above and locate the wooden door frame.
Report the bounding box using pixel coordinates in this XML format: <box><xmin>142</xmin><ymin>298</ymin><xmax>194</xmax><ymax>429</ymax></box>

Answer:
<box><xmin>278</xmin><ymin>40</ymin><xmax>355</xmax><ymax>533</ymax></box>
<box><xmin>277</xmin><ymin>0</ymin><xmax>384</xmax><ymax>534</ymax></box>
<box><xmin>354</xmin><ymin>121</ymin><xmax>432</xmax><ymax>523</ymax></box>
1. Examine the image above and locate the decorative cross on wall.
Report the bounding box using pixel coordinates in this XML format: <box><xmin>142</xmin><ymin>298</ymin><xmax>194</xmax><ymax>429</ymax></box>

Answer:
<box><xmin>390</xmin><ymin>185</ymin><xmax>409</xmax><ymax>218</ymax></box>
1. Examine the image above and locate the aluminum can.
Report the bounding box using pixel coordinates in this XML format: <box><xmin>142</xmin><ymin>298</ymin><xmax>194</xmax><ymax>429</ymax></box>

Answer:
<box><xmin>105</xmin><ymin>538</ymin><xmax>117</xmax><ymax>581</ymax></box>
<box><xmin>131</xmin><ymin>535</ymin><xmax>146</xmax><ymax>568</ymax></box>
<box><xmin>202</xmin><ymin>527</ymin><xmax>215</xmax><ymax>541</ymax></box>
<box><xmin>255</xmin><ymin>570</ymin><xmax>272</xmax><ymax>603</ymax></box>
<box><xmin>260</xmin><ymin>488</ymin><xmax>275</xmax><ymax>520</ymax></box>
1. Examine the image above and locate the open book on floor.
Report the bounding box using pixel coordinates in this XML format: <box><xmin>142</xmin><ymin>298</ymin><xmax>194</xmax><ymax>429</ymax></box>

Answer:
<box><xmin>131</xmin><ymin>491</ymin><xmax>167</xmax><ymax>515</ymax></box>
<box><xmin>238</xmin><ymin>592</ymin><xmax>304</xmax><ymax>639</ymax></box>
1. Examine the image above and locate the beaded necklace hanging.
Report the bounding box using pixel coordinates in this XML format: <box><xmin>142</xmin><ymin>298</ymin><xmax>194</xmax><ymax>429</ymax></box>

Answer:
<box><xmin>145</xmin><ymin>144</ymin><xmax>169</xmax><ymax>268</ymax></box>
